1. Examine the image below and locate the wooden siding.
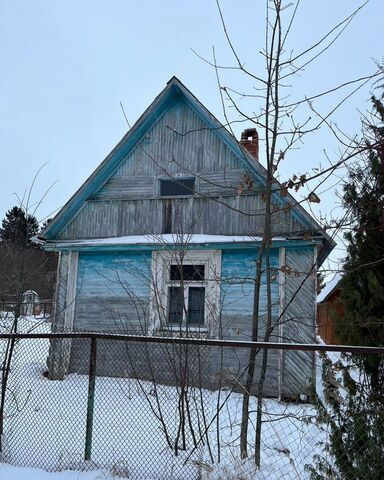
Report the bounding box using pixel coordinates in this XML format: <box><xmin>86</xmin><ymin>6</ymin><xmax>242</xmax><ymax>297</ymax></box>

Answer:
<box><xmin>221</xmin><ymin>249</ymin><xmax>280</xmax><ymax>322</ymax></box>
<box><xmin>92</xmin><ymin>170</ymin><xmax>253</xmax><ymax>201</ymax></box>
<box><xmin>68</xmin><ymin>339</ymin><xmax>280</xmax><ymax>396</ymax></box>
<box><xmin>74</xmin><ymin>251</ymin><xmax>152</xmax><ymax>332</ymax></box>
<box><xmin>317</xmin><ymin>293</ymin><xmax>344</xmax><ymax>344</ymax></box>
<box><xmin>58</xmin><ymin>196</ymin><xmax>304</xmax><ymax>239</ymax></box>
<box><xmin>57</xmin><ymin>97</ymin><xmax>306</xmax><ymax>240</ymax></box>
<box><xmin>47</xmin><ymin>251</ymin><xmax>78</xmax><ymax>379</ymax></box>
<box><xmin>281</xmin><ymin>246</ymin><xmax>316</xmax><ymax>398</ymax></box>
<box><xmin>111</xmin><ymin>98</ymin><xmax>241</xmax><ymax>177</ymax></box>
<box><xmin>63</xmin><ymin>248</ymin><xmax>291</xmax><ymax>396</ymax></box>
<box><xmin>72</xmin><ymin>249</ymin><xmax>280</xmax><ymax>335</ymax></box>
<box><xmin>219</xmin><ymin>249</ymin><xmax>281</xmax><ymax>394</ymax></box>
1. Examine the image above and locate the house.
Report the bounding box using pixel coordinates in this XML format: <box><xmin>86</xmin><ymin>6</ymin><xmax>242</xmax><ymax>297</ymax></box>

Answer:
<box><xmin>317</xmin><ymin>274</ymin><xmax>344</xmax><ymax>344</ymax></box>
<box><xmin>38</xmin><ymin>77</ymin><xmax>334</xmax><ymax>398</ymax></box>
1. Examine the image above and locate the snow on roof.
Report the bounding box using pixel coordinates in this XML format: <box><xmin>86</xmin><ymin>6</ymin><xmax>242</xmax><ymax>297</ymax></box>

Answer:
<box><xmin>51</xmin><ymin>234</ymin><xmax>287</xmax><ymax>248</ymax></box>
<box><xmin>317</xmin><ymin>273</ymin><xmax>342</xmax><ymax>303</ymax></box>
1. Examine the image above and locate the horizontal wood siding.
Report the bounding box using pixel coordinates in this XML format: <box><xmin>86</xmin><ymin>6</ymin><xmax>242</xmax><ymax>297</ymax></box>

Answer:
<box><xmin>68</xmin><ymin>339</ymin><xmax>279</xmax><ymax>396</ymax></box>
<box><xmin>64</xmin><ymin>248</ymin><xmax>292</xmax><ymax>396</ymax></box>
<box><xmin>219</xmin><ymin>248</ymin><xmax>281</xmax><ymax>394</ymax></box>
<box><xmin>221</xmin><ymin>249</ymin><xmax>280</xmax><ymax>323</ymax></box>
<box><xmin>49</xmin><ymin>88</ymin><xmax>318</xmax><ymax>397</ymax></box>
<box><xmin>92</xmin><ymin>176</ymin><xmax>155</xmax><ymax>200</ymax></box>
<box><xmin>92</xmin><ymin>170</ymin><xmax>261</xmax><ymax>200</ymax></box>
<box><xmin>282</xmin><ymin>246</ymin><xmax>316</xmax><ymax>398</ymax></box>
<box><xmin>74</xmin><ymin>251</ymin><xmax>152</xmax><ymax>332</ymax></box>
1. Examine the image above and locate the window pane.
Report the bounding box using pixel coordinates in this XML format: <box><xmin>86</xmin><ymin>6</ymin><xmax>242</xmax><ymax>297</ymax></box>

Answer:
<box><xmin>160</xmin><ymin>178</ymin><xmax>195</xmax><ymax>196</ymax></box>
<box><xmin>188</xmin><ymin>287</ymin><xmax>205</xmax><ymax>325</ymax></box>
<box><xmin>170</xmin><ymin>264</ymin><xmax>205</xmax><ymax>281</ymax></box>
<box><xmin>167</xmin><ymin>287</ymin><xmax>183</xmax><ymax>325</ymax></box>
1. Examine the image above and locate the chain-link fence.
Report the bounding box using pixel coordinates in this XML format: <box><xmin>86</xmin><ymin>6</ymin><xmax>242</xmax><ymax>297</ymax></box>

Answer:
<box><xmin>0</xmin><ymin>326</ymin><xmax>383</xmax><ymax>479</ymax></box>
<box><xmin>0</xmin><ymin>300</ymin><xmax>53</xmax><ymax>318</ymax></box>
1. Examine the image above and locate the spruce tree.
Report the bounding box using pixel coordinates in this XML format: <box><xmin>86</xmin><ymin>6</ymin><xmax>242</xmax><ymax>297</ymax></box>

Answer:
<box><xmin>309</xmin><ymin>94</ymin><xmax>384</xmax><ymax>480</ymax></box>
<box><xmin>337</xmin><ymin>95</ymin><xmax>384</xmax><ymax>353</ymax></box>
<box><xmin>1</xmin><ymin>206</ymin><xmax>39</xmax><ymax>246</ymax></box>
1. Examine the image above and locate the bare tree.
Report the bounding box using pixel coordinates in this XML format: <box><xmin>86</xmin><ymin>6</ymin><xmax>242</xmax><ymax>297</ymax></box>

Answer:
<box><xmin>0</xmin><ymin>173</ymin><xmax>58</xmax><ymax>451</ymax></box>
<box><xmin>182</xmin><ymin>0</ymin><xmax>382</xmax><ymax>464</ymax></box>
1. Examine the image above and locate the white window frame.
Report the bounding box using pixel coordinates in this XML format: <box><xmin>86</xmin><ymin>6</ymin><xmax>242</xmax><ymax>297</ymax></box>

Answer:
<box><xmin>150</xmin><ymin>250</ymin><xmax>221</xmax><ymax>334</ymax></box>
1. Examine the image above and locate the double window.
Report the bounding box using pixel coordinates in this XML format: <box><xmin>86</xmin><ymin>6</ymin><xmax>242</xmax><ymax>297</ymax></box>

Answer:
<box><xmin>167</xmin><ymin>263</ymin><xmax>206</xmax><ymax>326</ymax></box>
<box><xmin>151</xmin><ymin>250</ymin><xmax>221</xmax><ymax>332</ymax></box>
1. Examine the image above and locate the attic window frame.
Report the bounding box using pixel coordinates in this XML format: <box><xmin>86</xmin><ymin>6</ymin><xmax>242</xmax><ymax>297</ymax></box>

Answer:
<box><xmin>158</xmin><ymin>176</ymin><xmax>196</xmax><ymax>198</ymax></box>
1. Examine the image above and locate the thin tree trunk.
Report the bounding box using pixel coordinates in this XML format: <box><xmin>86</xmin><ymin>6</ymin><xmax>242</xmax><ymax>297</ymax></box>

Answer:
<box><xmin>239</xmin><ymin>243</ymin><xmax>267</xmax><ymax>458</ymax></box>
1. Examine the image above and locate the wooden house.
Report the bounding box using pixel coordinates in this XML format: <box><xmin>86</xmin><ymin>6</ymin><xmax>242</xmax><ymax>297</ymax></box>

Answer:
<box><xmin>38</xmin><ymin>77</ymin><xmax>334</xmax><ymax>398</ymax></box>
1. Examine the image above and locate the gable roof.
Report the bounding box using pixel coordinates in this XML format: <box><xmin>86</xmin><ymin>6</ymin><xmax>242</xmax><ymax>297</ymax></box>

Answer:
<box><xmin>317</xmin><ymin>274</ymin><xmax>343</xmax><ymax>303</ymax></box>
<box><xmin>40</xmin><ymin>76</ymin><xmax>335</xmax><ymax>264</ymax></box>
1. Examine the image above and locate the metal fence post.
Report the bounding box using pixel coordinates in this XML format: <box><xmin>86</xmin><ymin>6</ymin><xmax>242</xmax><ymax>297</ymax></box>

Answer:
<box><xmin>84</xmin><ymin>337</ymin><xmax>97</xmax><ymax>461</ymax></box>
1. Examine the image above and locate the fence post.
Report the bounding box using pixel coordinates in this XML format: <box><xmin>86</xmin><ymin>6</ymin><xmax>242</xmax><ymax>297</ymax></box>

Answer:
<box><xmin>84</xmin><ymin>337</ymin><xmax>97</xmax><ymax>461</ymax></box>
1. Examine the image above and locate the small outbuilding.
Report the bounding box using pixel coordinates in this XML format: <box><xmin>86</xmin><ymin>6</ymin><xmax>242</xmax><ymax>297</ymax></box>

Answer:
<box><xmin>317</xmin><ymin>275</ymin><xmax>344</xmax><ymax>344</ymax></box>
<box><xmin>21</xmin><ymin>290</ymin><xmax>40</xmax><ymax>316</ymax></box>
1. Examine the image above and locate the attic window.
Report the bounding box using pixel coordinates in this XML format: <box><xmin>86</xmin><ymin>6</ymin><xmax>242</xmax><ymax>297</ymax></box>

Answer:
<box><xmin>159</xmin><ymin>177</ymin><xmax>195</xmax><ymax>197</ymax></box>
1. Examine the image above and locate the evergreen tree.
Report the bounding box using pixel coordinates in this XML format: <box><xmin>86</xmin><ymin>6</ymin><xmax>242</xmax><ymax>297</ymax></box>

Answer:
<box><xmin>309</xmin><ymin>94</ymin><xmax>384</xmax><ymax>480</ymax></box>
<box><xmin>1</xmin><ymin>206</ymin><xmax>39</xmax><ymax>246</ymax></box>
<box><xmin>41</xmin><ymin>218</ymin><xmax>52</xmax><ymax>231</ymax></box>
<box><xmin>337</xmin><ymin>95</ymin><xmax>384</xmax><ymax>354</ymax></box>
<box><xmin>0</xmin><ymin>208</ymin><xmax>57</xmax><ymax>301</ymax></box>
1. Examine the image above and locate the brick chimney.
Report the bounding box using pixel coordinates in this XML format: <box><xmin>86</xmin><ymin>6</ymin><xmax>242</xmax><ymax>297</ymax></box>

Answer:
<box><xmin>240</xmin><ymin>128</ymin><xmax>259</xmax><ymax>160</ymax></box>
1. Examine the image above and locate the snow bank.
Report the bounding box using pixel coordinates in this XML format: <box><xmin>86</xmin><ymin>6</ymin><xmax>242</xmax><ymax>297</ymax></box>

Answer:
<box><xmin>0</xmin><ymin>316</ymin><xmax>324</xmax><ymax>479</ymax></box>
<box><xmin>0</xmin><ymin>463</ymin><xmax>108</xmax><ymax>480</ymax></box>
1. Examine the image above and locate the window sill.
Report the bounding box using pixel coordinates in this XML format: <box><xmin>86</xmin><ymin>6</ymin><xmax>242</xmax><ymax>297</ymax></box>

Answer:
<box><xmin>158</xmin><ymin>194</ymin><xmax>196</xmax><ymax>199</ymax></box>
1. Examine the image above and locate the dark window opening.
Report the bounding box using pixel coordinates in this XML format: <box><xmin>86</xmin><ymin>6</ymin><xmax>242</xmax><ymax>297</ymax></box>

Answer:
<box><xmin>167</xmin><ymin>287</ymin><xmax>183</xmax><ymax>325</ymax></box>
<box><xmin>160</xmin><ymin>178</ymin><xmax>195</xmax><ymax>197</ymax></box>
<box><xmin>162</xmin><ymin>200</ymin><xmax>172</xmax><ymax>234</ymax></box>
<box><xmin>187</xmin><ymin>287</ymin><xmax>205</xmax><ymax>325</ymax></box>
<box><xmin>170</xmin><ymin>264</ymin><xmax>205</xmax><ymax>281</ymax></box>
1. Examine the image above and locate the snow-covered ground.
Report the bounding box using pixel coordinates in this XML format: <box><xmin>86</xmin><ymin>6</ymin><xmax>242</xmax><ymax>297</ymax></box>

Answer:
<box><xmin>0</xmin><ymin>315</ymin><xmax>326</xmax><ymax>479</ymax></box>
<box><xmin>0</xmin><ymin>463</ymin><xmax>110</xmax><ymax>480</ymax></box>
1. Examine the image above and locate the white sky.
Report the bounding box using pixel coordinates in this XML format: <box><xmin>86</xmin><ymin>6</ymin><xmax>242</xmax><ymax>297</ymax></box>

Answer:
<box><xmin>0</xmin><ymin>0</ymin><xmax>383</xmax><ymax>272</ymax></box>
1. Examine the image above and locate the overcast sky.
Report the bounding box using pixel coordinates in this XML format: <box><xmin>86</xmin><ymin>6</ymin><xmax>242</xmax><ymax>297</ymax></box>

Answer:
<box><xmin>0</xmin><ymin>1</ymin><xmax>383</xmax><ymax>267</ymax></box>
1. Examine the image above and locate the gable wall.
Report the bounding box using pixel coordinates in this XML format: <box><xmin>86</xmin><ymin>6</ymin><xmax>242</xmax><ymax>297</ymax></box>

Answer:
<box><xmin>57</xmin><ymin>99</ymin><xmax>305</xmax><ymax>240</ymax></box>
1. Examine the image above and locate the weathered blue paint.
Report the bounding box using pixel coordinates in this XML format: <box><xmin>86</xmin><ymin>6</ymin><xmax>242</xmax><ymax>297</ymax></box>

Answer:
<box><xmin>282</xmin><ymin>245</ymin><xmax>317</xmax><ymax>397</ymax></box>
<box><xmin>73</xmin><ymin>248</ymin><xmax>281</xmax><ymax>332</ymax></box>
<box><xmin>76</xmin><ymin>252</ymin><xmax>152</xmax><ymax>299</ymax></box>
<box><xmin>221</xmin><ymin>249</ymin><xmax>280</xmax><ymax>316</ymax></box>
<box><xmin>41</xmin><ymin>77</ymin><xmax>331</xmax><ymax>252</ymax></box>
